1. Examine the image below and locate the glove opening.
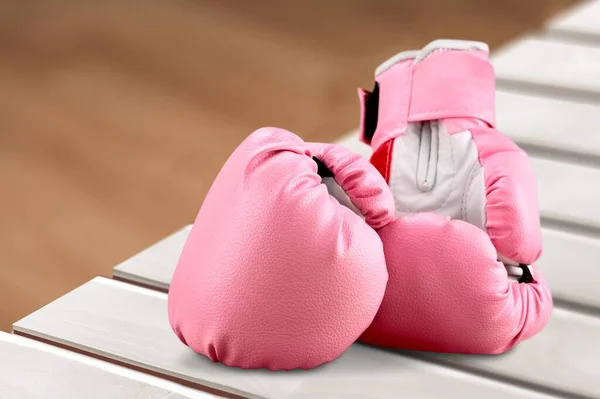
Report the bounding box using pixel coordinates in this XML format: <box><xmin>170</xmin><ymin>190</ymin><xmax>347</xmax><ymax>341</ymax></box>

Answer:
<box><xmin>312</xmin><ymin>156</ymin><xmax>364</xmax><ymax>218</ymax></box>
<box><xmin>312</xmin><ymin>156</ymin><xmax>334</xmax><ymax>179</ymax></box>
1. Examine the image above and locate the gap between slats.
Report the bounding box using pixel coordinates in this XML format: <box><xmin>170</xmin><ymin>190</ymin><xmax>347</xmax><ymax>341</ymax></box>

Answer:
<box><xmin>491</xmin><ymin>35</ymin><xmax>600</xmax><ymax>105</ymax></box>
<box><xmin>495</xmin><ymin>80</ymin><xmax>600</xmax><ymax>110</ymax></box>
<box><xmin>396</xmin><ymin>351</ymin><xmax>593</xmax><ymax>399</ymax></box>
<box><xmin>539</xmin><ymin>217</ymin><xmax>600</xmax><ymax>247</ymax></box>
<box><xmin>540</xmin><ymin>31</ymin><xmax>600</xmax><ymax>51</ymax></box>
<box><xmin>495</xmin><ymin>90</ymin><xmax>600</xmax><ymax>171</ymax></box>
<box><xmin>113</xmin><ymin>274</ymin><xmax>169</xmax><ymax>294</ymax></box>
<box><xmin>11</xmin><ymin>325</ymin><xmax>248</xmax><ymax>399</ymax></box>
<box><xmin>0</xmin><ymin>332</ymin><xmax>216</xmax><ymax>399</ymax></box>
<box><xmin>516</xmin><ymin>141</ymin><xmax>600</xmax><ymax>172</ymax></box>
<box><xmin>543</xmin><ymin>0</ymin><xmax>600</xmax><ymax>46</ymax></box>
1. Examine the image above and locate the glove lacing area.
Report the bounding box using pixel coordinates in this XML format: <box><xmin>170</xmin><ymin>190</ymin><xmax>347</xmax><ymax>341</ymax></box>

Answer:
<box><xmin>517</xmin><ymin>264</ymin><xmax>535</xmax><ymax>284</ymax></box>
<box><xmin>501</xmin><ymin>255</ymin><xmax>535</xmax><ymax>284</ymax></box>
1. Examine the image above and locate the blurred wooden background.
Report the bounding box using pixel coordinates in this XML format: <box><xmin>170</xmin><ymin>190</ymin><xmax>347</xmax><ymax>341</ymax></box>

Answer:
<box><xmin>0</xmin><ymin>0</ymin><xmax>580</xmax><ymax>332</ymax></box>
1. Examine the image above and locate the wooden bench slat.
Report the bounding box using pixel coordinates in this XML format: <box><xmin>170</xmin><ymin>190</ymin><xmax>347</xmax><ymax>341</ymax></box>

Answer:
<box><xmin>491</xmin><ymin>37</ymin><xmax>600</xmax><ymax>98</ymax></box>
<box><xmin>421</xmin><ymin>308</ymin><xmax>600</xmax><ymax>399</ymax></box>
<box><xmin>111</xmin><ymin>224</ymin><xmax>188</xmax><ymax>290</ymax></box>
<box><xmin>546</xmin><ymin>0</ymin><xmax>600</xmax><ymax>42</ymax></box>
<box><xmin>495</xmin><ymin>90</ymin><xmax>600</xmax><ymax>161</ymax></box>
<box><xmin>113</xmin><ymin>225</ymin><xmax>191</xmax><ymax>291</ymax></box>
<box><xmin>0</xmin><ymin>331</ymin><xmax>215</xmax><ymax>399</ymax></box>
<box><xmin>532</xmin><ymin>156</ymin><xmax>600</xmax><ymax>229</ymax></box>
<box><xmin>12</xmin><ymin>278</ymin><xmax>562</xmax><ymax>399</ymax></box>
<box><xmin>539</xmin><ymin>229</ymin><xmax>600</xmax><ymax>309</ymax></box>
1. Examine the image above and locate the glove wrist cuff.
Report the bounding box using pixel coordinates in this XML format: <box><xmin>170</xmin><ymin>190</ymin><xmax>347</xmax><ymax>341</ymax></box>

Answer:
<box><xmin>359</xmin><ymin>42</ymin><xmax>496</xmax><ymax>152</ymax></box>
<box><xmin>409</xmin><ymin>51</ymin><xmax>496</xmax><ymax>127</ymax></box>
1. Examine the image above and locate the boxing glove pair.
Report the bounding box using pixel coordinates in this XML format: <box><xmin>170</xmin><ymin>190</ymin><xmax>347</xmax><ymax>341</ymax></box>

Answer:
<box><xmin>167</xmin><ymin>39</ymin><xmax>553</xmax><ymax>371</ymax></box>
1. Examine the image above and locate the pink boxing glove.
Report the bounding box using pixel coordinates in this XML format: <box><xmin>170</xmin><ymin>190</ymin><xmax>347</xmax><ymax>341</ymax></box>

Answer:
<box><xmin>168</xmin><ymin>127</ymin><xmax>396</xmax><ymax>370</ymax></box>
<box><xmin>357</xmin><ymin>40</ymin><xmax>553</xmax><ymax>354</ymax></box>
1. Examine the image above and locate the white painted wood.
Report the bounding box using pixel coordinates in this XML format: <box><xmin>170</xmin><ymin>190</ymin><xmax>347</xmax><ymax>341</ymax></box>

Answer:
<box><xmin>546</xmin><ymin>0</ymin><xmax>600</xmax><ymax>42</ymax></box>
<box><xmin>112</xmin><ymin>226</ymin><xmax>187</xmax><ymax>290</ymax></box>
<box><xmin>491</xmin><ymin>37</ymin><xmax>600</xmax><ymax>96</ymax></box>
<box><xmin>495</xmin><ymin>90</ymin><xmax>600</xmax><ymax>160</ymax></box>
<box><xmin>113</xmin><ymin>225</ymin><xmax>191</xmax><ymax>290</ymax></box>
<box><xmin>12</xmin><ymin>277</ymin><xmax>561</xmax><ymax>399</ymax></box>
<box><xmin>421</xmin><ymin>308</ymin><xmax>600</xmax><ymax>399</ymax></box>
<box><xmin>0</xmin><ymin>332</ymin><xmax>215</xmax><ymax>399</ymax></box>
<box><xmin>533</xmin><ymin>156</ymin><xmax>600</xmax><ymax>229</ymax></box>
<box><xmin>539</xmin><ymin>229</ymin><xmax>600</xmax><ymax>309</ymax></box>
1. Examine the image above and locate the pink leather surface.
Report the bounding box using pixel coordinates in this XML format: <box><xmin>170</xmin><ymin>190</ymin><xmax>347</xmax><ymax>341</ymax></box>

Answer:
<box><xmin>361</xmin><ymin>40</ymin><xmax>553</xmax><ymax>353</ymax></box>
<box><xmin>408</xmin><ymin>51</ymin><xmax>496</xmax><ymax>127</ymax></box>
<box><xmin>360</xmin><ymin>215</ymin><xmax>553</xmax><ymax>354</ymax></box>
<box><xmin>168</xmin><ymin>127</ymin><xmax>394</xmax><ymax>370</ymax></box>
<box><xmin>470</xmin><ymin>127</ymin><xmax>543</xmax><ymax>265</ymax></box>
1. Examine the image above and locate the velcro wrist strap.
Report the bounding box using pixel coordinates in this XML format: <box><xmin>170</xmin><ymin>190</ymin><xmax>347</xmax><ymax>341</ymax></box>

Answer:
<box><xmin>359</xmin><ymin>50</ymin><xmax>496</xmax><ymax>150</ymax></box>
<box><xmin>409</xmin><ymin>51</ymin><xmax>496</xmax><ymax>127</ymax></box>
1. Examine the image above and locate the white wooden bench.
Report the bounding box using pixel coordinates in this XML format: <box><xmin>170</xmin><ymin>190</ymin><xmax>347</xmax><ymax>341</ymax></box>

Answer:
<box><xmin>6</xmin><ymin>1</ymin><xmax>600</xmax><ymax>398</ymax></box>
<box><xmin>0</xmin><ymin>332</ymin><xmax>216</xmax><ymax>398</ymax></box>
